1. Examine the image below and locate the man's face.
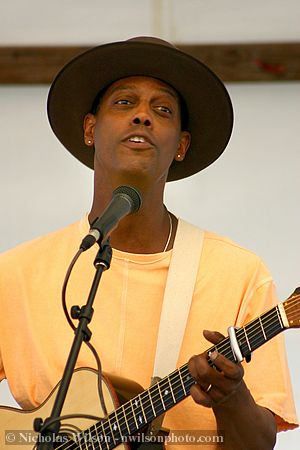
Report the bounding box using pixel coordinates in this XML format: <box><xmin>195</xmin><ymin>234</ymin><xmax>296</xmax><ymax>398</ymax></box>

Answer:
<box><xmin>84</xmin><ymin>76</ymin><xmax>190</xmax><ymax>187</ymax></box>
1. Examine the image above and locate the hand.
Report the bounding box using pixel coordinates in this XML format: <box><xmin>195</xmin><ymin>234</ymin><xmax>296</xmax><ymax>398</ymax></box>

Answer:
<box><xmin>188</xmin><ymin>329</ymin><xmax>244</xmax><ymax>408</ymax></box>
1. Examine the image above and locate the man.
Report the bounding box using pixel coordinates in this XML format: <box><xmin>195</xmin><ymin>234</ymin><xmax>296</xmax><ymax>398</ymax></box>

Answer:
<box><xmin>0</xmin><ymin>37</ymin><xmax>298</xmax><ymax>449</ymax></box>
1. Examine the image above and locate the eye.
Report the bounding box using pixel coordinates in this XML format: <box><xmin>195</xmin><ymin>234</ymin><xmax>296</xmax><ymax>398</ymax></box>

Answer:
<box><xmin>115</xmin><ymin>99</ymin><xmax>131</xmax><ymax>105</ymax></box>
<box><xmin>156</xmin><ymin>105</ymin><xmax>172</xmax><ymax>114</ymax></box>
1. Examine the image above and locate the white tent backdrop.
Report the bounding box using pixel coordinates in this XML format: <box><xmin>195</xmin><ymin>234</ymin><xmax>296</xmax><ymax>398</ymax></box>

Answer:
<box><xmin>1</xmin><ymin>0</ymin><xmax>300</xmax><ymax>44</ymax></box>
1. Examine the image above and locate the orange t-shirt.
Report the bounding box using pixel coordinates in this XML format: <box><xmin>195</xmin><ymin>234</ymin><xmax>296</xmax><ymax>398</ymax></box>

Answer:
<box><xmin>0</xmin><ymin>216</ymin><xmax>298</xmax><ymax>449</ymax></box>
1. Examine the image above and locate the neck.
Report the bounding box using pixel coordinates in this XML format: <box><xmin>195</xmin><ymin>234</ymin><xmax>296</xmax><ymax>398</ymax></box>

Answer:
<box><xmin>89</xmin><ymin>184</ymin><xmax>177</xmax><ymax>254</ymax></box>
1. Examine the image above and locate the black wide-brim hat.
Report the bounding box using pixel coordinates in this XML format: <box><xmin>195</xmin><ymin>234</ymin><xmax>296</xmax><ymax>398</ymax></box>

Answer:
<box><xmin>47</xmin><ymin>37</ymin><xmax>233</xmax><ymax>182</ymax></box>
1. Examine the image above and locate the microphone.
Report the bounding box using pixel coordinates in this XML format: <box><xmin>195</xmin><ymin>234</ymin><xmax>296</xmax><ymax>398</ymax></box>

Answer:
<box><xmin>80</xmin><ymin>185</ymin><xmax>142</xmax><ymax>251</ymax></box>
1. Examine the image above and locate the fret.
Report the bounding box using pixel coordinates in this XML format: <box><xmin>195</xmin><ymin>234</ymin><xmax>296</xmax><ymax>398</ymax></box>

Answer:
<box><xmin>130</xmin><ymin>397</ymin><xmax>139</xmax><ymax>429</ymax></box>
<box><xmin>247</xmin><ymin>319</ymin><xmax>265</xmax><ymax>350</ymax></box>
<box><xmin>81</xmin><ymin>432</ymin><xmax>90</xmax><ymax>450</ymax></box>
<box><xmin>137</xmin><ymin>392</ymin><xmax>147</xmax><ymax>426</ymax></box>
<box><xmin>87</xmin><ymin>425</ymin><xmax>97</xmax><ymax>450</ymax></box>
<box><xmin>167</xmin><ymin>376</ymin><xmax>176</xmax><ymax>404</ymax></box>
<box><xmin>156</xmin><ymin>379</ymin><xmax>166</xmax><ymax>411</ymax></box>
<box><xmin>121</xmin><ymin>403</ymin><xmax>131</xmax><ymax>434</ymax></box>
<box><xmin>76</xmin><ymin>434</ymin><xmax>83</xmax><ymax>450</ymax></box>
<box><xmin>130</xmin><ymin>396</ymin><xmax>143</xmax><ymax>430</ymax></box>
<box><xmin>149</xmin><ymin>382</ymin><xmax>164</xmax><ymax>418</ymax></box>
<box><xmin>75</xmin><ymin>431</ymin><xmax>86</xmax><ymax>450</ymax></box>
<box><xmin>159</xmin><ymin>377</ymin><xmax>174</xmax><ymax>410</ymax></box>
<box><xmin>243</xmin><ymin>327</ymin><xmax>252</xmax><ymax>352</ymax></box>
<box><xmin>133</xmin><ymin>395</ymin><xmax>146</xmax><ymax>429</ymax></box>
<box><xmin>178</xmin><ymin>366</ymin><xmax>187</xmax><ymax>396</ymax></box>
<box><xmin>109</xmin><ymin>410</ymin><xmax>126</xmax><ymax>447</ymax></box>
<box><xmin>261</xmin><ymin>309</ymin><xmax>282</xmax><ymax>341</ymax></box>
<box><xmin>123</xmin><ymin>402</ymin><xmax>136</xmax><ymax>435</ymax></box>
<box><xmin>114</xmin><ymin>407</ymin><xmax>126</xmax><ymax>441</ymax></box>
<box><xmin>259</xmin><ymin>316</ymin><xmax>267</xmax><ymax>341</ymax></box>
<box><xmin>99</xmin><ymin>420</ymin><xmax>110</xmax><ymax>450</ymax></box>
<box><xmin>148</xmin><ymin>386</ymin><xmax>156</xmax><ymax>417</ymax></box>
<box><xmin>169</xmin><ymin>370</ymin><xmax>185</xmax><ymax>403</ymax></box>
<box><xmin>181</xmin><ymin>365</ymin><xmax>195</xmax><ymax>393</ymax></box>
<box><xmin>95</xmin><ymin>423</ymin><xmax>106</xmax><ymax>450</ymax></box>
<box><xmin>81</xmin><ymin>424</ymin><xmax>98</xmax><ymax>450</ymax></box>
<box><xmin>107</xmin><ymin>416</ymin><xmax>117</xmax><ymax>447</ymax></box>
<box><xmin>139</xmin><ymin>390</ymin><xmax>153</xmax><ymax>424</ymax></box>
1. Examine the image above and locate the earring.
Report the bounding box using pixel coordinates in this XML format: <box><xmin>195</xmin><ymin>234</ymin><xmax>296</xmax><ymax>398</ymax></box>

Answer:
<box><xmin>176</xmin><ymin>154</ymin><xmax>181</xmax><ymax>160</ymax></box>
<box><xmin>86</xmin><ymin>139</ymin><xmax>93</xmax><ymax>145</ymax></box>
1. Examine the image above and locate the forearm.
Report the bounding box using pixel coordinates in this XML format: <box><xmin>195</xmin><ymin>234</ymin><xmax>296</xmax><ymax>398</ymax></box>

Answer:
<box><xmin>212</xmin><ymin>381</ymin><xmax>277</xmax><ymax>450</ymax></box>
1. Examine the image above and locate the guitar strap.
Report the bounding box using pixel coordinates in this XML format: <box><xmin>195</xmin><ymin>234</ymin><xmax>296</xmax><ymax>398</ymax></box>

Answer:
<box><xmin>149</xmin><ymin>219</ymin><xmax>204</xmax><ymax>436</ymax></box>
<box><xmin>153</xmin><ymin>218</ymin><xmax>204</xmax><ymax>379</ymax></box>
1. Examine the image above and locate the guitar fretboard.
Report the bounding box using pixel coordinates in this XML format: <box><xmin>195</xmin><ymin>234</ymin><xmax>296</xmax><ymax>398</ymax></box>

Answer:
<box><xmin>61</xmin><ymin>303</ymin><xmax>285</xmax><ymax>450</ymax></box>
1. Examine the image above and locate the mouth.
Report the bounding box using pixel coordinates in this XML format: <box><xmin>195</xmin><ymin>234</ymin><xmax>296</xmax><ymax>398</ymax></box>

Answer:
<box><xmin>122</xmin><ymin>133</ymin><xmax>154</xmax><ymax>147</ymax></box>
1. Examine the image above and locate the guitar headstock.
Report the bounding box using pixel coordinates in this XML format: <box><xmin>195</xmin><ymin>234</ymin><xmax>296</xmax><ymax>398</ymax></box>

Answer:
<box><xmin>283</xmin><ymin>287</ymin><xmax>300</xmax><ymax>328</ymax></box>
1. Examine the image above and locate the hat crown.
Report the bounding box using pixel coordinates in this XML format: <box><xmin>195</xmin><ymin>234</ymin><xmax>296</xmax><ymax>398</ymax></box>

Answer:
<box><xmin>127</xmin><ymin>36</ymin><xmax>174</xmax><ymax>49</ymax></box>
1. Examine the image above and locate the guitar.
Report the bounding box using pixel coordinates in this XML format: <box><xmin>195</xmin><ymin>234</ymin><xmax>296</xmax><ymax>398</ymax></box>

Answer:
<box><xmin>1</xmin><ymin>288</ymin><xmax>299</xmax><ymax>449</ymax></box>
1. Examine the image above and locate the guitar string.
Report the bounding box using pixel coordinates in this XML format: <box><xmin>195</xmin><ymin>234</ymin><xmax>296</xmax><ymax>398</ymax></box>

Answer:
<box><xmin>56</xmin><ymin>299</ymin><xmax>300</xmax><ymax>450</ymax></box>
<box><xmin>82</xmin><ymin>296</ymin><xmax>300</xmax><ymax>447</ymax></box>
<box><xmin>57</xmin><ymin>313</ymin><xmax>299</xmax><ymax>450</ymax></box>
<box><xmin>54</xmin><ymin>295</ymin><xmax>300</xmax><ymax>450</ymax></box>
<box><xmin>54</xmin><ymin>294</ymin><xmax>300</xmax><ymax>450</ymax></box>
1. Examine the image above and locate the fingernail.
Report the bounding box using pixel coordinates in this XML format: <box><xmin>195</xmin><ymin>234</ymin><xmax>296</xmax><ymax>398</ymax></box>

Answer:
<box><xmin>210</xmin><ymin>350</ymin><xmax>218</xmax><ymax>361</ymax></box>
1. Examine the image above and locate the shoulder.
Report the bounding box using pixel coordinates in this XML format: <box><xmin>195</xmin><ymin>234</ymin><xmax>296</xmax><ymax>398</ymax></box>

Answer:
<box><xmin>204</xmin><ymin>229</ymin><xmax>259</xmax><ymax>260</ymax></box>
<box><xmin>178</xmin><ymin>218</ymin><xmax>271</xmax><ymax>281</ymax></box>
<box><xmin>0</xmin><ymin>217</ymin><xmax>86</xmax><ymax>269</ymax></box>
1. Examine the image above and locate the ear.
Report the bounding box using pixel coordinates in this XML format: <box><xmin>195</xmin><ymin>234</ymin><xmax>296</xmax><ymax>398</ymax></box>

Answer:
<box><xmin>174</xmin><ymin>131</ymin><xmax>191</xmax><ymax>162</ymax></box>
<box><xmin>83</xmin><ymin>113</ymin><xmax>96</xmax><ymax>146</ymax></box>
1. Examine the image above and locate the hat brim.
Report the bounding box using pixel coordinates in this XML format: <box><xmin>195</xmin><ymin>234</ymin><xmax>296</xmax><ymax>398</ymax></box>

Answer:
<box><xmin>47</xmin><ymin>40</ymin><xmax>233</xmax><ymax>182</ymax></box>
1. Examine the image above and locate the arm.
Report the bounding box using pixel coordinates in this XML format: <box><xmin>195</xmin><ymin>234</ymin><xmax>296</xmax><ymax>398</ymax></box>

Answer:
<box><xmin>188</xmin><ymin>330</ymin><xmax>277</xmax><ymax>450</ymax></box>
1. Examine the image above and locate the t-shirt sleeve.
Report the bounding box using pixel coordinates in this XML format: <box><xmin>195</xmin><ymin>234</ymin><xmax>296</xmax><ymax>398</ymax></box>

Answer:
<box><xmin>236</xmin><ymin>268</ymin><xmax>298</xmax><ymax>432</ymax></box>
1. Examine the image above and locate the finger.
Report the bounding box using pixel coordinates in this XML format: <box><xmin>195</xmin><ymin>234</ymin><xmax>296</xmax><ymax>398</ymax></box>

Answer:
<box><xmin>200</xmin><ymin>380</ymin><xmax>244</xmax><ymax>406</ymax></box>
<box><xmin>188</xmin><ymin>353</ymin><xmax>212</xmax><ymax>383</ymax></box>
<box><xmin>190</xmin><ymin>383</ymin><xmax>212</xmax><ymax>408</ymax></box>
<box><xmin>203</xmin><ymin>329</ymin><xmax>225</xmax><ymax>345</ymax></box>
<box><xmin>188</xmin><ymin>350</ymin><xmax>243</xmax><ymax>387</ymax></box>
<box><xmin>190</xmin><ymin>379</ymin><xmax>243</xmax><ymax>408</ymax></box>
<box><xmin>188</xmin><ymin>353</ymin><xmax>245</xmax><ymax>406</ymax></box>
<box><xmin>208</xmin><ymin>351</ymin><xmax>244</xmax><ymax>381</ymax></box>
<box><xmin>188</xmin><ymin>353</ymin><xmax>226</xmax><ymax>392</ymax></box>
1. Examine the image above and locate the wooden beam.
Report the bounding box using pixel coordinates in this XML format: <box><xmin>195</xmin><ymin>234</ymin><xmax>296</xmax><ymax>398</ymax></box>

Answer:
<box><xmin>182</xmin><ymin>42</ymin><xmax>300</xmax><ymax>82</ymax></box>
<box><xmin>0</xmin><ymin>43</ymin><xmax>299</xmax><ymax>84</ymax></box>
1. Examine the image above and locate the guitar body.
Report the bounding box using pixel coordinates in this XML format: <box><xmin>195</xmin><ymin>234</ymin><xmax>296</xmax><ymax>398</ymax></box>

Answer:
<box><xmin>0</xmin><ymin>368</ymin><xmax>164</xmax><ymax>449</ymax></box>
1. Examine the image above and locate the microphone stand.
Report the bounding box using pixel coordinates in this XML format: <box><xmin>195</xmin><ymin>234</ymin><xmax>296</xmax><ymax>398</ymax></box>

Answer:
<box><xmin>34</xmin><ymin>240</ymin><xmax>112</xmax><ymax>449</ymax></box>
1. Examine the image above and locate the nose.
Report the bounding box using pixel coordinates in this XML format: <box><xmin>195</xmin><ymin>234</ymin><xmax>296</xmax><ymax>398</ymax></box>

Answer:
<box><xmin>131</xmin><ymin>104</ymin><xmax>152</xmax><ymax>127</ymax></box>
<box><xmin>132</xmin><ymin>115</ymin><xmax>151</xmax><ymax>127</ymax></box>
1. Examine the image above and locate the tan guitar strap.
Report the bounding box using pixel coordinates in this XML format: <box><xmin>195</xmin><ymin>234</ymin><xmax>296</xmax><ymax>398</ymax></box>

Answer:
<box><xmin>149</xmin><ymin>218</ymin><xmax>204</xmax><ymax>436</ymax></box>
<box><xmin>153</xmin><ymin>218</ymin><xmax>204</xmax><ymax>378</ymax></box>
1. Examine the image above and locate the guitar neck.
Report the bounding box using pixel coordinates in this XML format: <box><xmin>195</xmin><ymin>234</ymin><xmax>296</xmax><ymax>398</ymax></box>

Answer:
<box><xmin>68</xmin><ymin>302</ymin><xmax>289</xmax><ymax>450</ymax></box>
